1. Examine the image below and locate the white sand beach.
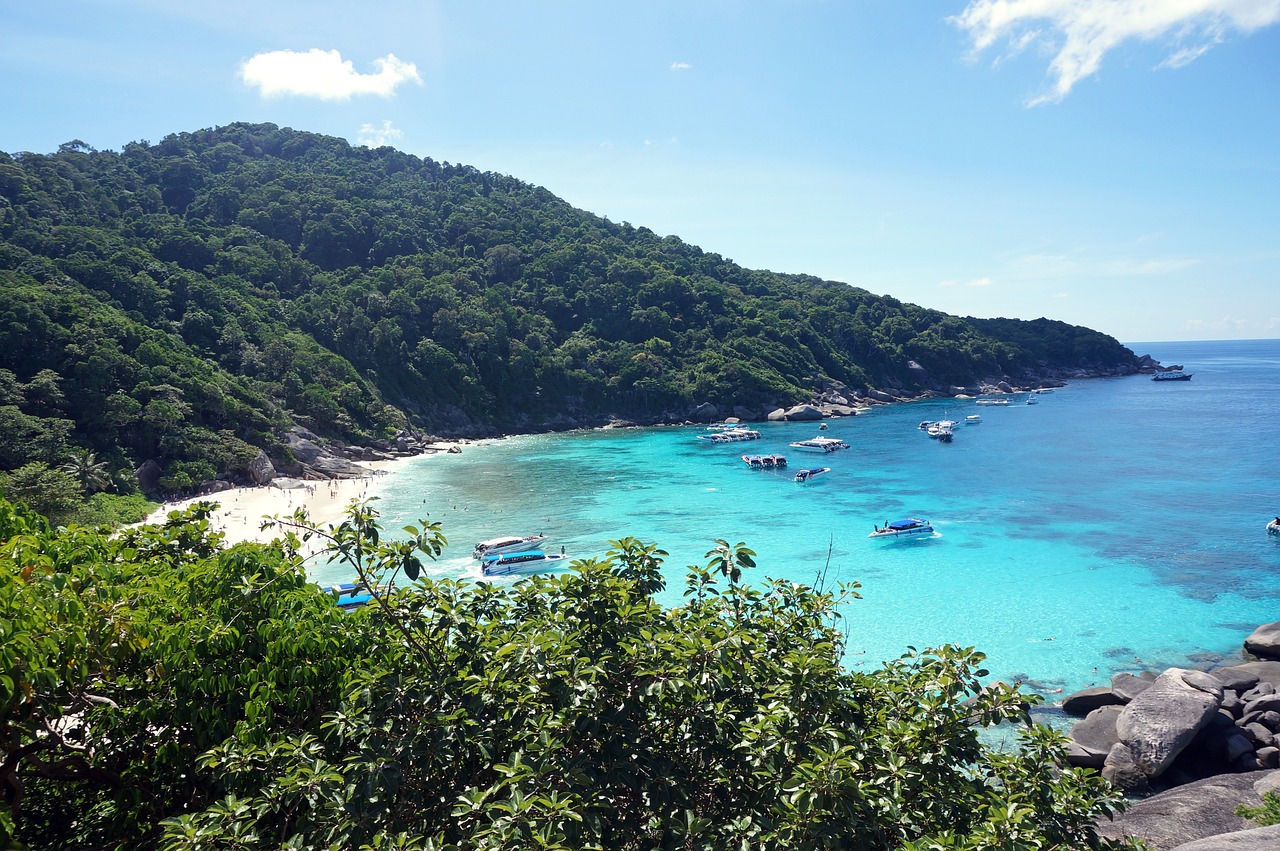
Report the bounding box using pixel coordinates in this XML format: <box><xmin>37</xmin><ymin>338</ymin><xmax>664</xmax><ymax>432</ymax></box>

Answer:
<box><xmin>140</xmin><ymin>455</ymin><xmax>425</xmax><ymax>549</ymax></box>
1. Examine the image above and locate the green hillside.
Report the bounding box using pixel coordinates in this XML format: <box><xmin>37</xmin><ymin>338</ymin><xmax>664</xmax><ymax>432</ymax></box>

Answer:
<box><xmin>0</xmin><ymin>123</ymin><xmax>1140</xmax><ymax>496</ymax></box>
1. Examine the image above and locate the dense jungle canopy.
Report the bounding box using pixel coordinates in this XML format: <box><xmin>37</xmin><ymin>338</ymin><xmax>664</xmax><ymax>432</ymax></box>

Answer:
<box><xmin>0</xmin><ymin>122</ymin><xmax>1139</xmax><ymax>492</ymax></box>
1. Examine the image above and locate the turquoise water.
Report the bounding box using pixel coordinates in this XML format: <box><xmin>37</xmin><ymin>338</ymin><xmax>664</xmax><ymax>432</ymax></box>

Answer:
<box><xmin>315</xmin><ymin>339</ymin><xmax>1280</xmax><ymax>701</ymax></box>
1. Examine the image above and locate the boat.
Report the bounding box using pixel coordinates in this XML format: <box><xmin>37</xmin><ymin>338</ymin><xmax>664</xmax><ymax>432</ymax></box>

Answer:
<box><xmin>868</xmin><ymin>518</ymin><xmax>934</xmax><ymax>539</ymax></box>
<box><xmin>965</xmin><ymin>414</ymin><xmax>982</xmax><ymax>424</ymax></box>
<box><xmin>744</xmin><ymin>454</ymin><xmax>788</xmax><ymax>468</ymax></box>
<box><xmin>327</xmin><ymin>581</ymin><xmax>384</xmax><ymax>611</ymax></box>
<box><xmin>926</xmin><ymin>420</ymin><xmax>957</xmax><ymax>441</ymax></box>
<box><xmin>1153</xmin><ymin>370</ymin><xmax>1193</xmax><ymax>381</ymax></box>
<box><xmin>788</xmin><ymin>436</ymin><xmax>849</xmax><ymax>453</ymax></box>
<box><xmin>697</xmin><ymin>429</ymin><xmax>762</xmax><ymax>444</ymax></box>
<box><xmin>974</xmin><ymin>398</ymin><xmax>1010</xmax><ymax>406</ymax></box>
<box><xmin>1026</xmin><ymin>395</ymin><xmax>1038</xmax><ymax>405</ymax></box>
<box><xmin>480</xmin><ymin>549</ymin><xmax>571</xmax><ymax>577</ymax></box>
<box><xmin>473</xmin><ymin>534</ymin><xmax>548</xmax><ymax>559</ymax></box>
<box><xmin>794</xmin><ymin>466</ymin><xmax>829</xmax><ymax>482</ymax></box>
<box><xmin>1268</xmin><ymin>517</ymin><xmax>1280</xmax><ymax>536</ymax></box>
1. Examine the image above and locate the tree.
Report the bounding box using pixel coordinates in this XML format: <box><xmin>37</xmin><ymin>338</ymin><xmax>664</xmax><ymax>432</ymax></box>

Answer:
<box><xmin>0</xmin><ymin>462</ymin><xmax>83</xmax><ymax>522</ymax></box>
<box><xmin>0</xmin><ymin>496</ymin><xmax>1139</xmax><ymax>849</ymax></box>
<box><xmin>59</xmin><ymin>448</ymin><xmax>112</xmax><ymax>494</ymax></box>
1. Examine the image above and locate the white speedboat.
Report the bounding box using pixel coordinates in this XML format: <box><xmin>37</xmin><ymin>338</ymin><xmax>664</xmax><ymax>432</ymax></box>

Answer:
<box><xmin>1268</xmin><ymin>518</ymin><xmax>1280</xmax><ymax>536</ymax></box>
<box><xmin>480</xmin><ymin>549</ymin><xmax>570</xmax><ymax>577</ymax></box>
<box><xmin>794</xmin><ymin>466</ymin><xmax>829</xmax><ymax>483</ymax></box>
<box><xmin>869</xmin><ymin>518</ymin><xmax>934</xmax><ymax>539</ymax></box>
<box><xmin>926</xmin><ymin>420</ymin><xmax>956</xmax><ymax>441</ymax></box>
<box><xmin>965</xmin><ymin>414</ymin><xmax>982</xmax><ymax>424</ymax></box>
<box><xmin>473</xmin><ymin>534</ymin><xmax>548</xmax><ymax>559</ymax></box>
<box><xmin>697</xmin><ymin>429</ymin><xmax>761</xmax><ymax>444</ymax></box>
<box><xmin>788</xmin><ymin>436</ymin><xmax>849</xmax><ymax>453</ymax></box>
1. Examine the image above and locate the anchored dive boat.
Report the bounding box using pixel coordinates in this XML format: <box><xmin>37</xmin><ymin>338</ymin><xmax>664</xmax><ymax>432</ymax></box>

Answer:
<box><xmin>480</xmin><ymin>549</ymin><xmax>571</xmax><ymax>577</ymax></box>
<box><xmin>473</xmin><ymin>534</ymin><xmax>548</xmax><ymax>559</ymax></box>
<box><xmin>788</xmin><ymin>436</ymin><xmax>849</xmax><ymax>453</ymax></box>
<box><xmin>868</xmin><ymin>518</ymin><xmax>934</xmax><ymax>539</ymax></box>
<box><xmin>794</xmin><ymin>466</ymin><xmax>830</xmax><ymax>483</ymax></box>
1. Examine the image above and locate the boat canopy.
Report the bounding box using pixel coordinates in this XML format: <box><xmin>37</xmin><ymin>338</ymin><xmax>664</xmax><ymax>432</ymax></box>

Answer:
<box><xmin>887</xmin><ymin>519</ymin><xmax>923</xmax><ymax>530</ymax></box>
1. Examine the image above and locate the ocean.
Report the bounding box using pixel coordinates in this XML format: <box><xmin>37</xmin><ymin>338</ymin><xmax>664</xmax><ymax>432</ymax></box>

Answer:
<box><xmin>314</xmin><ymin>338</ymin><xmax>1280</xmax><ymax>704</ymax></box>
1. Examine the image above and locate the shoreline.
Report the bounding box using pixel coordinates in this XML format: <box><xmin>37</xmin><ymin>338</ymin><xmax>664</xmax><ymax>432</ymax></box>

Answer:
<box><xmin>140</xmin><ymin>454</ymin><xmax>429</xmax><ymax>549</ymax></box>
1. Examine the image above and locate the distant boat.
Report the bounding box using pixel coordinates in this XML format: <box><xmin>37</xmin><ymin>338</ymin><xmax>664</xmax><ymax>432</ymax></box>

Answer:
<box><xmin>793</xmin><ymin>466</ymin><xmax>830</xmax><ymax>483</ymax></box>
<box><xmin>473</xmin><ymin>534</ymin><xmax>548</xmax><ymax>559</ymax></box>
<box><xmin>1153</xmin><ymin>370</ymin><xmax>1193</xmax><ymax>381</ymax></box>
<box><xmin>789</xmin><ymin>436</ymin><xmax>849</xmax><ymax>453</ymax></box>
<box><xmin>480</xmin><ymin>549</ymin><xmax>570</xmax><ymax>577</ymax></box>
<box><xmin>697</xmin><ymin>429</ymin><xmax>762</xmax><ymax>444</ymax></box>
<box><xmin>1268</xmin><ymin>518</ymin><xmax>1280</xmax><ymax>536</ymax></box>
<box><xmin>869</xmin><ymin>518</ymin><xmax>934</xmax><ymax>539</ymax></box>
<box><xmin>327</xmin><ymin>581</ymin><xmax>384</xmax><ymax>611</ymax></box>
<box><xmin>965</xmin><ymin>414</ymin><xmax>982</xmax><ymax>424</ymax></box>
<box><xmin>741</xmin><ymin>453</ymin><xmax>787</xmax><ymax>468</ymax></box>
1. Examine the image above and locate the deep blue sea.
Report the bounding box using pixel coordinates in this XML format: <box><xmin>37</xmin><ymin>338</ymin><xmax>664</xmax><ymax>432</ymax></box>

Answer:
<box><xmin>314</xmin><ymin>338</ymin><xmax>1280</xmax><ymax>702</ymax></box>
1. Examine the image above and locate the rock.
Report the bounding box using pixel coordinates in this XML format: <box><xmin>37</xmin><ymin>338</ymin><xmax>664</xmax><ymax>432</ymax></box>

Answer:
<box><xmin>1114</xmin><ymin>671</ymin><xmax>1157</xmax><ymax>702</ymax></box>
<box><xmin>1243</xmin><ymin>683</ymin><xmax>1276</xmax><ymax>702</ymax></box>
<box><xmin>1115</xmin><ymin>668</ymin><xmax>1224</xmax><ymax>781</ymax></box>
<box><xmin>1102</xmin><ymin>742</ymin><xmax>1150</xmax><ymax>795</ymax></box>
<box><xmin>247</xmin><ymin>449</ymin><xmax>275</xmax><ymax>485</ymax></box>
<box><xmin>732</xmin><ymin>406</ymin><xmax>757</xmax><ymax>421</ymax></box>
<box><xmin>1217</xmin><ymin>662</ymin><xmax>1280</xmax><ymax>691</ymax></box>
<box><xmin>1244</xmin><ymin>694</ymin><xmax>1280</xmax><ymax>715</ymax></box>
<box><xmin>783</xmin><ymin>404</ymin><xmax>823</xmax><ymax>421</ymax></box>
<box><xmin>1242</xmin><ymin>723</ymin><xmax>1274</xmax><ymax>747</ymax></box>
<box><xmin>689</xmin><ymin>402</ymin><xmax>720</xmax><ymax>422</ymax></box>
<box><xmin>1258</xmin><ymin>747</ymin><xmax>1280</xmax><ymax>769</ymax></box>
<box><xmin>866</xmin><ymin>389</ymin><xmax>897</xmax><ymax>403</ymax></box>
<box><xmin>1097</xmin><ymin>770</ymin><xmax>1276</xmax><ymax>850</ymax></box>
<box><xmin>1068</xmin><ymin>705</ymin><xmax>1124</xmax><ymax>768</ymax></box>
<box><xmin>1213</xmin><ymin>668</ymin><xmax>1262</xmax><ymax>693</ymax></box>
<box><xmin>996</xmin><ymin>381</ymin><xmax>1013</xmax><ymax>393</ymax></box>
<box><xmin>134</xmin><ymin>459</ymin><xmax>163</xmax><ymax>492</ymax></box>
<box><xmin>1063</xmin><ymin>685</ymin><xmax>1124</xmax><ymax>716</ymax></box>
<box><xmin>1167</xmin><ymin>824</ymin><xmax>1280</xmax><ymax>850</ymax></box>
<box><xmin>766</xmin><ymin>408</ymin><xmax>788</xmax><ymax>422</ymax></box>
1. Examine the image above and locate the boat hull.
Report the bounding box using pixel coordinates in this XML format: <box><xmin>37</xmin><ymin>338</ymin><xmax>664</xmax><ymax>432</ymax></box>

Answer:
<box><xmin>481</xmin><ymin>553</ymin><xmax>570</xmax><ymax>577</ymax></box>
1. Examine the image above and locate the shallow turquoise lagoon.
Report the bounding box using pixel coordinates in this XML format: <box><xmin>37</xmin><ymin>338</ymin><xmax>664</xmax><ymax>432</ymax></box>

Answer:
<box><xmin>314</xmin><ymin>339</ymin><xmax>1280</xmax><ymax>702</ymax></box>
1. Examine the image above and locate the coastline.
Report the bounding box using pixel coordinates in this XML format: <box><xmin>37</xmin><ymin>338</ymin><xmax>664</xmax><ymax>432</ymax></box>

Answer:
<box><xmin>139</xmin><ymin>454</ymin><xmax>428</xmax><ymax>549</ymax></box>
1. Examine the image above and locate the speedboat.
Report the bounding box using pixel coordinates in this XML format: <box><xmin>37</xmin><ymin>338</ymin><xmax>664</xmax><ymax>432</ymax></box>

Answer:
<box><xmin>869</xmin><ymin>518</ymin><xmax>934</xmax><ymax>539</ymax></box>
<box><xmin>1026</xmin><ymin>395</ymin><xmax>1038</xmax><ymax>405</ymax></box>
<box><xmin>965</xmin><ymin>414</ymin><xmax>982</xmax><ymax>424</ymax></box>
<box><xmin>788</xmin><ymin>436</ymin><xmax>849</xmax><ymax>453</ymax></box>
<box><xmin>697</xmin><ymin>429</ymin><xmax>761</xmax><ymax>443</ymax></box>
<box><xmin>327</xmin><ymin>581</ymin><xmax>384</xmax><ymax>611</ymax></box>
<box><xmin>1268</xmin><ymin>518</ymin><xmax>1280</xmax><ymax>536</ymax></box>
<box><xmin>926</xmin><ymin>420</ymin><xmax>956</xmax><ymax>441</ymax></box>
<box><xmin>473</xmin><ymin>534</ymin><xmax>548</xmax><ymax>559</ymax></box>
<box><xmin>794</xmin><ymin>466</ymin><xmax>829</xmax><ymax>483</ymax></box>
<box><xmin>1153</xmin><ymin>370</ymin><xmax>1193</xmax><ymax>381</ymax></box>
<box><xmin>480</xmin><ymin>549</ymin><xmax>570</xmax><ymax>577</ymax></box>
<box><xmin>742</xmin><ymin>454</ymin><xmax>764</xmax><ymax>468</ymax></box>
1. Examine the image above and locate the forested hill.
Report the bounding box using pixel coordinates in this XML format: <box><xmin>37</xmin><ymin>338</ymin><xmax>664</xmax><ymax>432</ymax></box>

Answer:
<box><xmin>0</xmin><ymin>122</ymin><xmax>1139</xmax><ymax>491</ymax></box>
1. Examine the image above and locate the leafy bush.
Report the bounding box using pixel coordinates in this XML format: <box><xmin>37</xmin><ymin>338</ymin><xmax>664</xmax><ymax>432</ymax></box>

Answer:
<box><xmin>0</xmin><ymin>497</ymin><xmax>1140</xmax><ymax>849</ymax></box>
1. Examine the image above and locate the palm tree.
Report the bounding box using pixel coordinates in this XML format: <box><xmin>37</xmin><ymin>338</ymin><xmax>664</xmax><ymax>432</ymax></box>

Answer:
<box><xmin>59</xmin><ymin>449</ymin><xmax>112</xmax><ymax>495</ymax></box>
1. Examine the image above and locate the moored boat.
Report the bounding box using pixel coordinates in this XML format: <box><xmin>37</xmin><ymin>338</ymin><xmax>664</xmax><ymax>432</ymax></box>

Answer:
<box><xmin>473</xmin><ymin>534</ymin><xmax>548</xmax><ymax>559</ymax></box>
<box><xmin>327</xmin><ymin>581</ymin><xmax>385</xmax><ymax>611</ymax></box>
<box><xmin>480</xmin><ymin>549</ymin><xmax>571</xmax><ymax>577</ymax></box>
<box><xmin>794</xmin><ymin>466</ymin><xmax>829</xmax><ymax>483</ymax></box>
<box><xmin>697</xmin><ymin>429</ymin><xmax>762</xmax><ymax>443</ymax></box>
<box><xmin>869</xmin><ymin>518</ymin><xmax>934</xmax><ymax>539</ymax></box>
<box><xmin>965</xmin><ymin>414</ymin><xmax>982</xmax><ymax>424</ymax></box>
<box><xmin>1153</xmin><ymin>370</ymin><xmax>1193</xmax><ymax>381</ymax></box>
<box><xmin>1268</xmin><ymin>517</ymin><xmax>1280</xmax><ymax>536</ymax></box>
<box><xmin>788</xmin><ymin>436</ymin><xmax>849</xmax><ymax>453</ymax></box>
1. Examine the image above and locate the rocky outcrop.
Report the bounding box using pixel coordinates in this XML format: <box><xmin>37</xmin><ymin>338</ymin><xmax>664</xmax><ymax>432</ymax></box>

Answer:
<box><xmin>1104</xmin><ymin>669</ymin><xmax>1223</xmax><ymax>791</ymax></box>
<box><xmin>781</xmin><ymin>404</ymin><xmax>823</xmax><ymax>421</ymax></box>
<box><xmin>1170</xmin><ymin>824</ymin><xmax>1280</xmax><ymax>850</ymax></box>
<box><xmin>1062</xmin><ymin>685</ymin><xmax>1124</xmax><ymax>716</ymax></box>
<box><xmin>1097</xmin><ymin>770</ymin><xmax>1278</xmax><ymax>850</ymax></box>
<box><xmin>1067</xmin><ymin>705</ymin><xmax>1124</xmax><ymax>769</ymax></box>
<box><xmin>134</xmin><ymin>459</ymin><xmax>163</xmax><ymax>492</ymax></box>
<box><xmin>247</xmin><ymin>449</ymin><xmax>276</xmax><ymax>485</ymax></box>
<box><xmin>1244</xmin><ymin>622</ymin><xmax>1280</xmax><ymax>661</ymax></box>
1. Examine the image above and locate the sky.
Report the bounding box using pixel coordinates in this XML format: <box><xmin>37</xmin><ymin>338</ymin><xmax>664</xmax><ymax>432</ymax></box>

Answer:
<box><xmin>3</xmin><ymin>1</ymin><xmax>1279</xmax><ymax>344</ymax></box>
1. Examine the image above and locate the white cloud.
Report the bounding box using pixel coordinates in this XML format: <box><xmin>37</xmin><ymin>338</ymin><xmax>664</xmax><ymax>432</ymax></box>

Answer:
<box><xmin>938</xmin><ymin>276</ymin><xmax>995</xmax><ymax>287</ymax></box>
<box><xmin>358</xmin><ymin>120</ymin><xmax>403</xmax><ymax>147</ymax></box>
<box><xmin>1183</xmin><ymin>316</ymin><xmax>1251</xmax><ymax>332</ymax></box>
<box><xmin>670</xmin><ymin>61</ymin><xmax>692</xmax><ymax>71</ymax></box>
<box><xmin>952</xmin><ymin>1</ymin><xmax>1280</xmax><ymax>104</ymax></box>
<box><xmin>240</xmin><ymin>49</ymin><xmax>422</xmax><ymax>100</ymax></box>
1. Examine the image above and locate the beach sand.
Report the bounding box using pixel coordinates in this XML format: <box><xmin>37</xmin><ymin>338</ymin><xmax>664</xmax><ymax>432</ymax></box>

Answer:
<box><xmin>139</xmin><ymin>455</ymin><xmax>425</xmax><ymax>550</ymax></box>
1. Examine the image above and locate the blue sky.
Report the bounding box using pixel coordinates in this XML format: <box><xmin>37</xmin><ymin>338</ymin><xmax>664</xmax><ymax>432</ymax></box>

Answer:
<box><xmin>3</xmin><ymin>1</ymin><xmax>1279</xmax><ymax>343</ymax></box>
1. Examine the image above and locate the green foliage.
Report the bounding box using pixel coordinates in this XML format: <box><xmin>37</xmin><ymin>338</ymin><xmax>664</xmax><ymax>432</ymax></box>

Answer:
<box><xmin>0</xmin><ymin>125</ymin><xmax>1139</xmax><ymax>490</ymax></box>
<box><xmin>0</xmin><ymin>495</ymin><xmax>1137</xmax><ymax>850</ymax></box>
<box><xmin>0</xmin><ymin>461</ymin><xmax>84</xmax><ymax>523</ymax></box>
<box><xmin>69</xmin><ymin>491</ymin><xmax>157</xmax><ymax>527</ymax></box>
<box><xmin>1237</xmin><ymin>790</ymin><xmax>1280</xmax><ymax>826</ymax></box>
